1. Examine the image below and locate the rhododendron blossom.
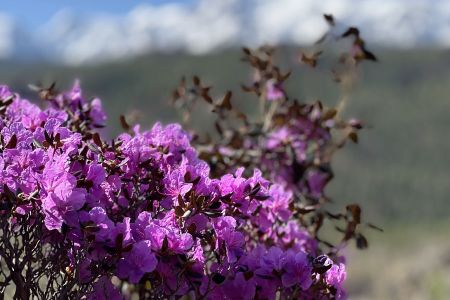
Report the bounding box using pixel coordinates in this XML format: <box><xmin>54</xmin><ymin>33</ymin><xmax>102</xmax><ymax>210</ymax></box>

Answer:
<box><xmin>0</xmin><ymin>83</ymin><xmax>347</xmax><ymax>299</ymax></box>
<box><xmin>0</xmin><ymin>18</ymin><xmax>379</xmax><ymax>296</ymax></box>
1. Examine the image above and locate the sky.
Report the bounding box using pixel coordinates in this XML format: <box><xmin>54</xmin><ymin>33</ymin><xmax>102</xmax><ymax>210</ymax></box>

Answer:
<box><xmin>0</xmin><ymin>0</ymin><xmax>449</xmax><ymax>65</ymax></box>
<box><xmin>1</xmin><ymin>0</ymin><xmax>192</xmax><ymax>28</ymax></box>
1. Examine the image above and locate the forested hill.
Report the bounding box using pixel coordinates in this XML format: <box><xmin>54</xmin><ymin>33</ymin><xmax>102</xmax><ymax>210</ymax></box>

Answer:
<box><xmin>1</xmin><ymin>47</ymin><xmax>449</xmax><ymax>223</ymax></box>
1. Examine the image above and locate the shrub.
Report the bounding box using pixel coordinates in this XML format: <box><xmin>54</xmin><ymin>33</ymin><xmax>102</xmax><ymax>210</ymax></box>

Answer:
<box><xmin>0</xmin><ymin>14</ymin><xmax>378</xmax><ymax>300</ymax></box>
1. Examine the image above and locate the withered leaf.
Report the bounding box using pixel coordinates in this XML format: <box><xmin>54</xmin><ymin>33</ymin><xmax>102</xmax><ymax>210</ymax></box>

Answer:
<box><xmin>220</xmin><ymin>91</ymin><xmax>232</xmax><ymax>110</ymax></box>
<box><xmin>254</xmin><ymin>194</ymin><xmax>270</xmax><ymax>201</ymax></box>
<box><xmin>300</xmin><ymin>51</ymin><xmax>322</xmax><ymax>68</ymax></box>
<box><xmin>204</xmin><ymin>210</ymin><xmax>222</xmax><ymax>218</ymax></box>
<box><xmin>3</xmin><ymin>184</ymin><xmax>16</xmax><ymax>201</ymax></box>
<box><xmin>323</xmin><ymin>14</ymin><xmax>335</xmax><ymax>26</ymax></box>
<box><xmin>83</xmin><ymin>224</ymin><xmax>101</xmax><ymax>233</ymax></box>
<box><xmin>209</xmin><ymin>200</ymin><xmax>222</xmax><ymax>210</ymax></box>
<box><xmin>241</xmin><ymin>84</ymin><xmax>255</xmax><ymax>93</ymax></box>
<box><xmin>322</xmin><ymin>108</ymin><xmax>337</xmax><ymax>121</ymax></box>
<box><xmin>297</xmin><ymin>206</ymin><xmax>316</xmax><ymax>214</ymax></box>
<box><xmin>119</xmin><ymin>115</ymin><xmax>130</xmax><ymax>131</ymax></box>
<box><xmin>44</xmin><ymin>130</ymin><xmax>52</xmax><ymax>144</ymax></box>
<box><xmin>242</xmin><ymin>47</ymin><xmax>251</xmax><ymax>55</ymax></box>
<box><xmin>346</xmin><ymin>204</ymin><xmax>361</xmax><ymax>224</ymax></box>
<box><xmin>177</xmin><ymin>194</ymin><xmax>185</xmax><ymax>208</ymax></box>
<box><xmin>116</xmin><ymin>157</ymin><xmax>130</xmax><ymax>168</ymax></box>
<box><xmin>215</xmin><ymin>121</ymin><xmax>223</xmax><ymax>136</ymax></box>
<box><xmin>122</xmin><ymin>244</ymin><xmax>133</xmax><ymax>253</ymax></box>
<box><xmin>161</xmin><ymin>236</ymin><xmax>169</xmax><ymax>252</ymax></box>
<box><xmin>193</xmin><ymin>75</ymin><xmax>200</xmax><ymax>86</ymax></box>
<box><xmin>5</xmin><ymin>134</ymin><xmax>17</xmax><ymax>149</ymax></box>
<box><xmin>360</xmin><ymin>47</ymin><xmax>377</xmax><ymax>62</ymax></box>
<box><xmin>212</xmin><ymin>273</ymin><xmax>226</xmax><ymax>284</ymax></box>
<box><xmin>326</xmin><ymin>211</ymin><xmax>344</xmax><ymax>219</ymax></box>
<box><xmin>342</xmin><ymin>27</ymin><xmax>360</xmax><ymax>38</ymax></box>
<box><xmin>187</xmin><ymin>223</ymin><xmax>197</xmax><ymax>235</ymax></box>
<box><xmin>175</xmin><ymin>206</ymin><xmax>184</xmax><ymax>217</ymax></box>
<box><xmin>243</xmin><ymin>184</ymin><xmax>252</xmax><ymax>197</ymax></box>
<box><xmin>184</xmin><ymin>171</ymin><xmax>192</xmax><ymax>182</ymax></box>
<box><xmin>92</xmin><ymin>133</ymin><xmax>103</xmax><ymax>148</ymax></box>
<box><xmin>367</xmin><ymin>222</ymin><xmax>383</xmax><ymax>232</ymax></box>
<box><xmin>348</xmin><ymin>132</ymin><xmax>358</xmax><ymax>143</ymax></box>
<box><xmin>115</xmin><ymin>233</ymin><xmax>124</xmax><ymax>249</ymax></box>
<box><xmin>248</xmin><ymin>183</ymin><xmax>261</xmax><ymax>196</ymax></box>
<box><xmin>244</xmin><ymin>271</ymin><xmax>254</xmax><ymax>280</ymax></box>
<box><xmin>356</xmin><ymin>233</ymin><xmax>368</xmax><ymax>249</ymax></box>
<box><xmin>1</xmin><ymin>95</ymin><xmax>14</xmax><ymax>107</ymax></box>
<box><xmin>280</xmin><ymin>70</ymin><xmax>292</xmax><ymax>82</ymax></box>
<box><xmin>201</xmin><ymin>91</ymin><xmax>213</xmax><ymax>104</ymax></box>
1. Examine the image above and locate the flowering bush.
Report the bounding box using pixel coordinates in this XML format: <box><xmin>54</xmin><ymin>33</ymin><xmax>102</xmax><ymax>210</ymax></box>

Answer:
<box><xmin>171</xmin><ymin>16</ymin><xmax>379</xmax><ymax>257</ymax></box>
<box><xmin>0</xmin><ymin>15</ymin><xmax>379</xmax><ymax>300</ymax></box>
<box><xmin>0</xmin><ymin>81</ymin><xmax>345</xmax><ymax>299</ymax></box>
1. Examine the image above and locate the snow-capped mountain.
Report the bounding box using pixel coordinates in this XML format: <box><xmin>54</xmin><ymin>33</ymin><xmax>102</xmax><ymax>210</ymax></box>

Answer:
<box><xmin>1</xmin><ymin>0</ymin><xmax>450</xmax><ymax>66</ymax></box>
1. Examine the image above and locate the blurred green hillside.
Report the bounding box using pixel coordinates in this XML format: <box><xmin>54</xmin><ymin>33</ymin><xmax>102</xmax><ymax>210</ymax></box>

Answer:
<box><xmin>1</xmin><ymin>48</ymin><xmax>449</xmax><ymax>225</ymax></box>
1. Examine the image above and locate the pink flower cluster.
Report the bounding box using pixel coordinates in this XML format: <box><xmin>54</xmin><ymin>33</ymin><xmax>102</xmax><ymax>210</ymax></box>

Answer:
<box><xmin>0</xmin><ymin>83</ymin><xmax>346</xmax><ymax>299</ymax></box>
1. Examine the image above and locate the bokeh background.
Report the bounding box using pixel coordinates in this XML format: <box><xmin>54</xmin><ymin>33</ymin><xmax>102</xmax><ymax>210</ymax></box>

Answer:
<box><xmin>1</xmin><ymin>1</ymin><xmax>449</xmax><ymax>299</ymax></box>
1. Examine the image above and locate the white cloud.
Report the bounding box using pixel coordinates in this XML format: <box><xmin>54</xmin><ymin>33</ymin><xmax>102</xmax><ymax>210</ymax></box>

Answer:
<box><xmin>0</xmin><ymin>13</ymin><xmax>16</xmax><ymax>59</ymax></box>
<box><xmin>1</xmin><ymin>0</ymin><xmax>450</xmax><ymax>65</ymax></box>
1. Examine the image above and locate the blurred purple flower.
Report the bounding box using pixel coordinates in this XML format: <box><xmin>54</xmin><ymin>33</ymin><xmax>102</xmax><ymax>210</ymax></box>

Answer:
<box><xmin>266</xmin><ymin>79</ymin><xmax>284</xmax><ymax>101</ymax></box>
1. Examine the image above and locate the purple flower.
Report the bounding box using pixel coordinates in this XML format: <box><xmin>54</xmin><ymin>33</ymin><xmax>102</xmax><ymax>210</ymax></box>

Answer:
<box><xmin>191</xmin><ymin>240</ymin><xmax>205</xmax><ymax>263</ymax></box>
<box><xmin>86</xmin><ymin>164</ymin><xmax>106</xmax><ymax>186</ymax></box>
<box><xmin>278</xmin><ymin>221</ymin><xmax>318</xmax><ymax>253</ymax></box>
<box><xmin>117</xmin><ymin>240</ymin><xmax>157</xmax><ymax>283</ymax></box>
<box><xmin>144</xmin><ymin>222</ymin><xmax>194</xmax><ymax>253</ymax></box>
<box><xmin>265</xmin><ymin>184</ymin><xmax>292</xmax><ymax>222</ymax></box>
<box><xmin>156</xmin><ymin>261</ymin><xmax>190</xmax><ymax>295</ymax></box>
<box><xmin>162</xmin><ymin>169</ymin><xmax>192</xmax><ymax>209</ymax></box>
<box><xmin>132</xmin><ymin>211</ymin><xmax>153</xmax><ymax>241</ymax></box>
<box><xmin>21</xmin><ymin>102</ymin><xmax>46</xmax><ymax>130</ymax></box>
<box><xmin>325</xmin><ymin>263</ymin><xmax>347</xmax><ymax>299</ymax></box>
<box><xmin>266</xmin><ymin>79</ymin><xmax>284</xmax><ymax>101</ymax></box>
<box><xmin>186</xmin><ymin>214</ymin><xmax>209</xmax><ymax>232</ymax></box>
<box><xmin>89</xmin><ymin>98</ymin><xmax>107</xmax><ymax>126</ymax></box>
<box><xmin>213</xmin><ymin>217</ymin><xmax>244</xmax><ymax>263</ymax></box>
<box><xmin>1</xmin><ymin>122</ymin><xmax>33</xmax><ymax>146</ymax></box>
<box><xmin>218</xmin><ymin>272</ymin><xmax>257</xmax><ymax>300</ymax></box>
<box><xmin>266</xmin><ymin>126</ymin><xmax>290</xmax><ymax>149</ymax></box>
<box><xmin>63</xmin><ymin>80</ymin><xmax>84</xmax><ymax>110</ymax></box>
<box><xmin>0</xmin><ymin>82</ymin><xmax>350</xmax><ymax>299</ymax></box>
<box><xmin>281</xmin><ymin>251</ymin><xmax>313</xmax><ymax>290</ymax></box>
<box><xmin>42</xmin><ymin>167</ymin><xmax>86</xmax><ymax>231</ymax></box>
<box><xmin>218</xmin><ymin>168</ymin><xmax>246</xmax><ymax>197</ymax></box>
<box><xmin>88</xmin><ymin>207</ymin><xmax>113</xmax><ymax>242</ymax></box>
<box><xmin>0</xmin><ymin>85</ymin><xmax>13</xmax><ymax>99</ymax></box>
<box><xmin>88</xmin><ymin>276</ymin><xmax>122</xmax><ymax>300</ymax></box>
<box><xmin>307</xmin><ymin>170</ymin><xmax>329</xmax><ymax>198</ymax></box>
<box><xmin>258</xmin><ymin>247</ymin><xmax>286</xmax><ymax>278</ymax></box>
<box><xmin>110</xmin><ymin>217</ymin><xmax>133</xmax><ymax>247</ymax></box>
<box><xmin>219</xmin><ymin>227</ymin><xmax>245</xmax><ymax>263</ymax></box>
